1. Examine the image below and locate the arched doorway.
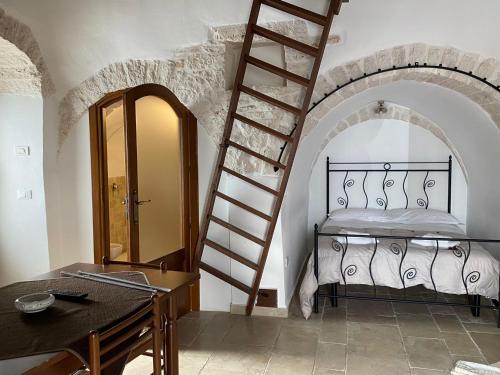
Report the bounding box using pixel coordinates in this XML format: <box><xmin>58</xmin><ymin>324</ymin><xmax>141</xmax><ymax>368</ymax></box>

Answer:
<box><xmin>89</xmin><ymin>84</ymin><xmax>199</xmax><ymax>307</ymax></box>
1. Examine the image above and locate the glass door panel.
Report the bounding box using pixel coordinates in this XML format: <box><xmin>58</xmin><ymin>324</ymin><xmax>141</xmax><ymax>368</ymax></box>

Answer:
<box><xmin>134</xmin><ymin>95</ymin><xmax>184</xmax><ymax>262</ymax></box>
<box><xmin>102</xmin><ymin>99</ymin><xmax>130</xmax><ymax>261</ymax></box>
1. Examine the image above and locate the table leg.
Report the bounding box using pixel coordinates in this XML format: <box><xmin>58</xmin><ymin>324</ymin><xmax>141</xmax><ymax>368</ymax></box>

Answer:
<box><xmin>152</xmin><ymin>294</ymin><xmax>163</xmax><ymax>375</ymax></box>
<box><xmin>164</xmin><ymin>295</ymin><xmax>178</xmax><ymax>375</ymax></box>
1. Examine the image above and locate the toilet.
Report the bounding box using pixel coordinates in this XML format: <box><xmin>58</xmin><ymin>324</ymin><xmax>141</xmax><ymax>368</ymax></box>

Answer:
<box><xmin>110</xmin><ymin>243</ymin><xmax>123</xmax><ymax>259</ymax></box>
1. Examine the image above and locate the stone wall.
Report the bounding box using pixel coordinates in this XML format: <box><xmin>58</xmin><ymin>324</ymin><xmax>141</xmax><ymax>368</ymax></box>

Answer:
<box><xmin>305</xmin><ymin>44</ymin><xmax>500</xmax><ymax>140</ymax></box>
<box><xmin>0</xmin><ymin>37</ymin><xmax>40</xmax><ymax>96</ymax></box>
<box><xmin>58</xmin><ymin>19</ymin><xmax>340</xmax><ymax>165</ymax></box>
<box><xmin>58</xmin><ymin>25</ymin><xmax>500</xmax><ymax>175</ymax></box>
<box><xmin>0</xmin><ymin>7</ymin><xmax>54</xmax><ymax>96</ymax></box>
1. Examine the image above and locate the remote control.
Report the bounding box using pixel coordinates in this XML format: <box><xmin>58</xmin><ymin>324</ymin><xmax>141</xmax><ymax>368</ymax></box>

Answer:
<box><xmin>48</xmin><ymin>289</ymin><xmax>88</xmax><ymax>301</ymax></box>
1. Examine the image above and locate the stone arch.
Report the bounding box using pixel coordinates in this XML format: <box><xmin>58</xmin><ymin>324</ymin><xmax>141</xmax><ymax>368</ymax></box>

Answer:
<box><xmin>58</xmin><ymin>42</ymin><xmax>500</xmax><ymax>175</ymax></box>
<box><xmin>309</xmin><ymin>101</ymin><xmax>468</xmax><ymax>181</ymax></box>
<box><xmin>57</xmin><ymin>57</ymin><xmax>299</xmax><ymax>175</ymax></box>
<box><xmin>304</xmin><ymin>43</ymin><xmax>500</xmax><ymax>139</ymax></box>
<box><xmin>57</xmin><ymin>56</ymin><xmax>227</xmax><ymax>146</ymax></box>
<box><xmin>0</xmin><ymin>7</ymin><xmax>54</xmax><ymax>96</ymax></box>
<box><xmin>57</xmin><ymin>18</ymin><xmax>344</xmax><ymax>167</ymax></box>
<box><xmin>57</xmin><ymin>18</ymin><xmax>328</xmax><ymax>147</ymax></box>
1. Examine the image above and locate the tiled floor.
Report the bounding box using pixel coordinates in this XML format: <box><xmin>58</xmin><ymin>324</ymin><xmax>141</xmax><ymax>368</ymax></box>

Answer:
<box><xmin>124</xmin><ymin>286</ymin><xmax>500</xmax><ymax>375</ymax></box>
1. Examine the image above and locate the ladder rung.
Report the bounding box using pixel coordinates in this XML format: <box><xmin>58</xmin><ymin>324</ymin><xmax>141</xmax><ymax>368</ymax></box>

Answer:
<box><xmin>215</xmin><ymin>191</ymin><xmax>272</xmax><ymax>221</ymax></box>
<box><xmin>261</xmin><ymin>0</ymin><xmax>328</xmax><ymax>26</ymax></box>
<box><xmin>227</xmin><ymin>140</ymin><xmax>286</xmax><ymax>170</ymax></box>
<box><xmin>233</xmin><ymin>112</ymin><xmax>293</xmax><ymax>142</ymax></box>
<box><xmin>239</xmin><ymin>84</ymin><xmax>302</xmax><ymax>116</ymax></box>
<box><xmin>209</xmin><ymin>215</ymin><xmax>266</xmax><ymax>246</ymax></box>
<box><xmin>204</xmin><ymin>239</ymin><xmax>259</xmax><ymax>270</ymax></box>
<box><xmin>245</xmin><ymin>55</ymin><xmax>310</xmax><ymax>86</ymax></box>
<box><xmin>253</xmin><ymin>25</ymin><xmax>319</xmax><ymax>57</ymax></box>
<box><xmin>200</xmin><ymin>262</ymin><xmax>252</xmax><ymax>294</ymax></box>
<box><xmin>221</xmin><ymin>167</ymin><xmax>280</xmax><ymax>196</ymax></box>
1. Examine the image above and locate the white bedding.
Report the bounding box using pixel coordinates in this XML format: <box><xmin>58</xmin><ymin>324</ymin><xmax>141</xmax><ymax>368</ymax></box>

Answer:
<box><xmin>300</xmin><ymin>216</ymin><xmax>500</xmax><ymax>319</ymax></box>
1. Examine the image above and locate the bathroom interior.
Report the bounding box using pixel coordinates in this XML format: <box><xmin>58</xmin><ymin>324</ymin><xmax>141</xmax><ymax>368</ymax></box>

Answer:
<box><xmin>102</xmin><ymin>95</ymin><xmax>184</xmax><ymax>263</ymax></box>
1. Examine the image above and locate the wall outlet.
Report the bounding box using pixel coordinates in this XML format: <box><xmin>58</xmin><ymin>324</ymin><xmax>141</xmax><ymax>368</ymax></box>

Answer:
<box><xmin>17</xmin><ymin>189</ymin><xmax>32</xmax><ymax>200</ymax></box>
<box><xmin>15</xmin><ymin>146</ymin><xmax>30</xmax><ymax>157</ymax></box>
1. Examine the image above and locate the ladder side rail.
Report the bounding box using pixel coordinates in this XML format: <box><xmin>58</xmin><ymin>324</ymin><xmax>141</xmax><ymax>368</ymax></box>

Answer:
<box><xmin>193</xmin><ymin>1</ymin><xmax>262</xmax><ymax>271</ymax></box>
<box><xmin>245</xmin><ymin>0</ymin><xmax>342</xmax><ymax>315</ymax></box>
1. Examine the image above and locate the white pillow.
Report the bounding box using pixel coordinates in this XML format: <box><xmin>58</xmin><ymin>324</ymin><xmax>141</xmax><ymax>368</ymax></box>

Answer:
<box><xmin>337</xmin><ymin>229</ymin><xmax>374</xmax><ymax>245</ymax></box>
<box><xmin>411</xmin><ymin>233</ymin><xmax>460</xmax><ymax>249</ymax></box>
<box><xmin>328</xmin><ymin>208</ymin><xmax>391</xmax><ymax>222</ymax></box>
<box><xmin>389</xmin><ymin>208</ymin><xmax>462</xmax><ymax>225</ymax></box>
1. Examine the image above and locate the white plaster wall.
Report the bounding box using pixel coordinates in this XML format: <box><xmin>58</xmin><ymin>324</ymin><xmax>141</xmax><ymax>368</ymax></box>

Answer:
<box><xmin>283</xmin><ymin>81</ymin><xmax>500</xmax><ymax>303</ymax></box>
<box><xmin>3</xmin><ymin>0</ymin><xmax>500</xmax><ymax>312</ymax></box>
<box><xmin>321</xmin><ymin>0</ymin><xmax>500</xmax><ymax>73</ymax></box>
<box><xmin>225</xmin><ymin>176</ymin><xmax>286</xmax><ymax>308</ymax></box>
<box><xmin>3</xmin><ymin>0</ymin><xmax>500</xmax><ymax>98</ymax></box>
<box><xmin>49</xmin><ymin>113</ymin><xmax>94</xmax><ymax>269</ymax></box>
<box><xmin>0</xmin><ymin>94</ymin><xmax>49</xmax><ymax>285</ymax></box>
<box><xmin>48</xmin><ymin>104</ymin><xmax>233</xmax><ymax>311</ymax></box>
<box><xmin>198</xmin><ymin>125</ymin><xmax>232</xmax><ymax>311</ymax></box>
<box><xmin>308</xmin><ymin>119</ymin><xmax>468</xmax><ymax>230</ymax></box>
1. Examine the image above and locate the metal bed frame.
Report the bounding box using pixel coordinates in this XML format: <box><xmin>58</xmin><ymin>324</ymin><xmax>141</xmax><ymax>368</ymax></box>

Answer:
<box><xmin>313</xmin><ymin>156</ymin><xmax>500</xmax><ymax>327</ymax></box>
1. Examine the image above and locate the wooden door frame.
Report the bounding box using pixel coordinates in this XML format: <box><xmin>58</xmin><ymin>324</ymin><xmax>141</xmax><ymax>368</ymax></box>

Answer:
<box><xmin>89</xmin><ymin>84</ymin><xmax>199</xmax><ymax>308</ymax></box>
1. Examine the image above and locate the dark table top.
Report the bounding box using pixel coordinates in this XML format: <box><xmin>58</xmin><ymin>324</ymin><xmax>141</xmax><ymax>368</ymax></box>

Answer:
<box><xmin>0</xmin><ymin>263</ymin><xmax>199</xmax><ymax>363</ymax></box>
<box><xmin>36</xmin><ymin>262</ymin><xmax>200</xmax><ymax>293</ymax></box>
<box><xmin>0</xmin><ymin>272</ymin><xmax>152</xmax><ymax>363</ymax></box>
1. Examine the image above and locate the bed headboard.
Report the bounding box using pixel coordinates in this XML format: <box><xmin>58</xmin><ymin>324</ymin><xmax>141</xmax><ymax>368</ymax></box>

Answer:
<box><xmin>326</xmin><ymin>156</ymin><xmax>453</xmax><ymax>214</ymax></box>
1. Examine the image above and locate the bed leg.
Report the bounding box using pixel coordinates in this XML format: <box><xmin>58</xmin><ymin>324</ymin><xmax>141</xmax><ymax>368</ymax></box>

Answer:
<box><xmin>314</xmin><ymin>290</ymin><xmax>319</xmax><ymax>314</ymax></box>
<box><xmin>497</xmin><ymin>302</ymin><xmax>500</xmax><ymax>329</ymax></box>
<box><xmin>330</xmin><ymin>283</ymin><xmax>338</xmax><ymax>307</ymax></box>
<box><xmin>470</xmin><ymin>295</ymin><xmax>481</xmax><ymax>317</ymax></box>
<box><xmin>493</xmin><ymin>300</ymin><xmax>500</xmax><ymax>328</ymax></box>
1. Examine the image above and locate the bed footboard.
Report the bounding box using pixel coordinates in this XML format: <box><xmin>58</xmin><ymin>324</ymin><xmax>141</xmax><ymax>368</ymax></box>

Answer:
<box><xmin>312</xmin><ymin>226</ymin><xmax>500</xmax><ymax>328</ymax></box>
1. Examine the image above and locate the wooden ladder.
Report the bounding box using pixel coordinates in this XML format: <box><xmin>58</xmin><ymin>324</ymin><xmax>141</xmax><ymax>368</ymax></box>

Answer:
<box><xmin>194</xmin><ymin>0</ymin><xmax>348</xmax><ymax>315</ymax></box>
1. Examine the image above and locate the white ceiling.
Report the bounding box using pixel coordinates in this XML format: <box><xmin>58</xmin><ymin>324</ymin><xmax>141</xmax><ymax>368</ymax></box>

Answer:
<box><xmin>2</xmin><ymin>0</ymin><xmax>500</xmax><ymax>98</ymax></box>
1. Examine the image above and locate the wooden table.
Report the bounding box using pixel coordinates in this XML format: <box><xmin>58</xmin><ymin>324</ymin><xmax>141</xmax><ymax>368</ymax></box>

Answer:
<box><xmin>36</xmin><ymin>262</ymin><xmax>199</xmax><ymax>375</ymax></box>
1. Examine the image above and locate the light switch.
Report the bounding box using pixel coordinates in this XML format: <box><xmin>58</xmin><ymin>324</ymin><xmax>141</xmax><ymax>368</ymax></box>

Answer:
<box><xmin>17</xmin><ymin>189</ymin><xmax>32</xmax><ymax>200</ymax></box>
<box><xmin>15</xmin><ymin>146</ymin><xmax>30</xmax><ymax>157</ymax></box>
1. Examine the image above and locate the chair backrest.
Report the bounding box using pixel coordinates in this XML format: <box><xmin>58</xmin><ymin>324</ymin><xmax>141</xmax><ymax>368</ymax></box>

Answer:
<box><xmin>88</xmin><ymin>294</ymin><xmax>162</xmax><ymax>375</ymax></box>
<box><xmin>102</xmin><ymin>255</ymin><xmax>168</xmax><ymax>272</ymax></box>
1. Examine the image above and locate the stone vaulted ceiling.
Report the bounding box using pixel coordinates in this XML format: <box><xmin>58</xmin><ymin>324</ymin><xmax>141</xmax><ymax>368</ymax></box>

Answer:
<box><xmin>0</xmin><ymin>36</ymin><xmax>40</xmax><ymax>96</ymax></box>
<box><xmin>0</xmin><ymin>7</ymin><xmax>54</xmax><ymax>96</ymax></box>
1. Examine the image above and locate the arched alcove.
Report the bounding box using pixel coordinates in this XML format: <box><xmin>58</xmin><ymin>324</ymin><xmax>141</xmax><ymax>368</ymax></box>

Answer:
<box><xmin>304</xmin><ymin>43</ymin><xmax>500</xmax><ymax>141</ymax></box>
<box><xmin>308</xmin><ymin>101</ymin><xmax>467</xmax><ymax>180</ymax></box>
<box><xmin>308</xmin><ymin>118</ymin><xmax>468</xmax><ymax>231</ymax></box>
<box><xmin>281</xmin><ymin>79</ymin><xmax>500</xmax><ymax>304</ymax></box>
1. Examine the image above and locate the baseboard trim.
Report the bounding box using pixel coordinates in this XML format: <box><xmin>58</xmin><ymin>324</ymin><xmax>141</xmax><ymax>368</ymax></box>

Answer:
<box><xmin>230</xmin><ymin>304</ymin><xmax>288</xmax><ymax>318</ymax></box>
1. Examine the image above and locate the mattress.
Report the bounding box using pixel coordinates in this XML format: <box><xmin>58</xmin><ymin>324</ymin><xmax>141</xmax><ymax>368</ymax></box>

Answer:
<box><xmin>299</xmin><ymin>217</ymin><xmax>500</xmax><ymax>319</ymax></box>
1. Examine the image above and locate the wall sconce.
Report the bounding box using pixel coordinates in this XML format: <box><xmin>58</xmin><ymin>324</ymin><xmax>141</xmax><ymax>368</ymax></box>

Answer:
<box><xmin>374</xmin><ymin>100</ymin><xmax>388</xmax><ymax>115</ymax></box>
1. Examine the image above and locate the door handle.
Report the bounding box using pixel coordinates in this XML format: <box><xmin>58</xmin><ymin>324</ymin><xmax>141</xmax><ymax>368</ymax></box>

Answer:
<box><xmin>132</xmin><ymin>190</ymin><xmax>151</xmax><ymax>225</ymax></box>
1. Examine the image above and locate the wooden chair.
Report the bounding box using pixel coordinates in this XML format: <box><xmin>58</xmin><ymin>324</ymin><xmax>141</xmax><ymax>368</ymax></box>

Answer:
<box><xmin>23</xmin><ymin>294</ymin><xmax>163</xmax><ymax>375</ymax></box>
<box><xmin>102</xmin><ymin>256</ymin><xmax>169</xmax><ymax>272</ymax></box>
<box><xmin>87</xmin><ymin>294</ymin><xmax>163</xmax><ymax>375</ymax></box>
